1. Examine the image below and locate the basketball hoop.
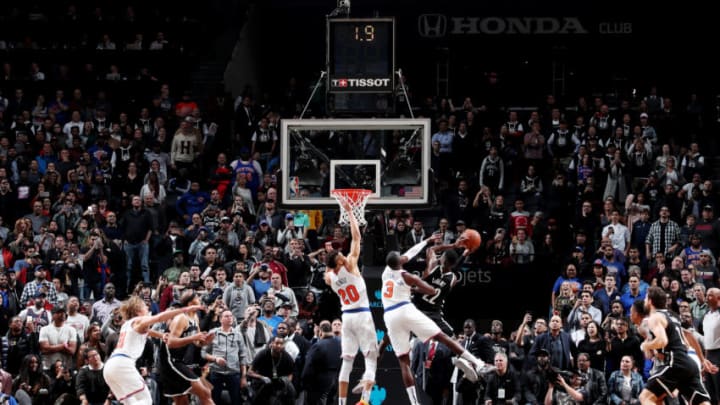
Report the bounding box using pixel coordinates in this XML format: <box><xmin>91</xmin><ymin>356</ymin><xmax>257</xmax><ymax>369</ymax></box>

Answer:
<box><xmin>331</xmin><ymin>189</ymin><xmax>372</xmax><ymax>226</ymax></box>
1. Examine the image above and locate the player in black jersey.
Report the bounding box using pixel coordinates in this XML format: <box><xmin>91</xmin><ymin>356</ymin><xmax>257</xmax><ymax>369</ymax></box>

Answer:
<box><xmin>158</xmin><ymin>291</ymin><xmax>215</xmax><ymax>405</ymax></box>
<box><xmin>412</xmin><ymin>241</ymin><xmax>461</xmax><ymax>336</ymax></box>
<box><xmin>640</xmin><ymin>286</ymin><xmax>711</xmax><ymax>405</ymax></box>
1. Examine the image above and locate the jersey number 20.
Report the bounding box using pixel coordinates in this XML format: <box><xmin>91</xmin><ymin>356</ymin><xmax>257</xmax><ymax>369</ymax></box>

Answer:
<box><xmin>339</xmin><ymin>285</ymin><xmax>360</xmax><ymax>305</ymax></box>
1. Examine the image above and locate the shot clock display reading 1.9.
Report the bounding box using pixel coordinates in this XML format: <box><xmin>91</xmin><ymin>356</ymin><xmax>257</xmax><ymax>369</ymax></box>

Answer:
<box><xmin>354</xmin><ymin>25</ymin><xmax>375</xmax><ymax>41</ymax></box>
<box><xmin>329</xmin><ymin>18</ymin><xmax>393</xmax><ymax>81</ymax></box>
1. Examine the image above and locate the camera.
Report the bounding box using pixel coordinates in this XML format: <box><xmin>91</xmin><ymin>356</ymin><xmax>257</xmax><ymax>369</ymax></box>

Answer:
<box><xmin>338</xmin><ymin>0</ymin><xmax>350</xmax><ymax>8</ymax></box>
<box><xmin>543</xmin><ymin>367</ymin><xmax>577</xmax><ymax>383</ymax></box>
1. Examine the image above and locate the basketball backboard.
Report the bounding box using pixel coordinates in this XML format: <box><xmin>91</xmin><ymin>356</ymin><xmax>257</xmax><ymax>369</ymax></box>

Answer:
<box><xmin>280</xmin><ymin>118</ymin><xmax>431</xmax><ymax>208</ymax></box>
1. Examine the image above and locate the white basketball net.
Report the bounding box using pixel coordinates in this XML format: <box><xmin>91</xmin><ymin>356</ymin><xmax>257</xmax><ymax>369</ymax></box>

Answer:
<box><xmin>331</xmin><ymin>189</ymin><xmax>372</xmax><ymax>227</ymax></box>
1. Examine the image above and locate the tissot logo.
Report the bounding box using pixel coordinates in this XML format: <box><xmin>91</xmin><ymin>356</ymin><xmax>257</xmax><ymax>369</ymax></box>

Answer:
<box><xmin>418</xmin><ymin>14</ymin><xmax>447</xmax><ymax>38</ymax></box>
<box><xmin>418</xmin><ymin>15</ymin><xmax>589</xmax><ymax>36</ymax></box>
<box><xmin>331</xmin><ymin>78</ymin><xmax>391</xmax><ymax>88</ymax></box>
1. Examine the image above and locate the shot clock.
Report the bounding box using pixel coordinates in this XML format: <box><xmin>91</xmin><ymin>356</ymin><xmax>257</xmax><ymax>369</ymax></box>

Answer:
<box><xmin>327</xmin><ymin>18</ymin><xmax>395</xmax><ymax>93</ymax></box>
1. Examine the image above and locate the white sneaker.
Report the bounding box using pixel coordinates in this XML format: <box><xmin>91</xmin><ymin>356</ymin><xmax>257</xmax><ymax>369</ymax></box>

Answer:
<box><xmin>476</xmin><ymin>362</ymin><xmax>496</xmax><ymax>376</ymax></box>
<box><xmin>452</xmin><ymin>358</ymin><xmax>479</xmax><ymax>383</ymax></box>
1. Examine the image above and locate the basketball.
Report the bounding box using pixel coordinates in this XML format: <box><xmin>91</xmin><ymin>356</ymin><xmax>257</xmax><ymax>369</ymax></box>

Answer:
<box><xmin>458</xmin><ymin>229</ymin><xmax>482</xmax><ymax>252</ymax></box>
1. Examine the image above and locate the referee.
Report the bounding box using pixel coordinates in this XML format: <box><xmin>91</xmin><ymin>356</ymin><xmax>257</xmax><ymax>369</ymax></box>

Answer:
<box><xmin>702</xmin><ymin>287</ymin><xmax>720</xmax><ymax>403</ymax></box>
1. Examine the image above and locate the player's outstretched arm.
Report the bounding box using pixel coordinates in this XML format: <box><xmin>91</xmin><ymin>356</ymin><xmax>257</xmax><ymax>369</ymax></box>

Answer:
<box><xmin>401</xmin><ymin>233</ymin><xmax>441</xmax><ymax>265</ymax></box>
<box><xmin>340</xmin><ymin>198</ymin><xmax>361</xmax><ymax>272</ymax></box>
<box><xmin>134</xmin><ymin>305</ymin><xmax>204</xmax><ymax>334</ymax></box>
<box><xmin>401</xmin><ymin>271</ymin><xmax>436</xmax><ymax>296</ymax></box>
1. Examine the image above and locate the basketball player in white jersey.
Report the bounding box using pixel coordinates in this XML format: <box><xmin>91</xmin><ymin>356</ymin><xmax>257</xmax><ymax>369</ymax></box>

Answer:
<box><xmin>104</xmin><ymin>296</ymin><xmax>202</xmax><ymax>404</ymax></box>
<box><xmin>382</xmin><ymin>238</ymin><xmax>493</xmax><ymax>405</ymax></box>
<box><xmin>325</xmin><ymin>198</ymin><xmax>377</xmax><ymax>405</ymax></box>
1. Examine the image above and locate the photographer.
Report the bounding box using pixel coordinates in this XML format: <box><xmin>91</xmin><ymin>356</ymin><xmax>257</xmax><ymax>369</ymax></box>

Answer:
<box><xmin>544</xmin><ymin>370</ymin><xmax>588</xmax><ymax>405</ymax></box>
<box><xmin>247</xmin><ymin>336</ymin><xmax>296</xmax><ymax>405</ymax></box>
<box><xmin>277</xmin><ymin>214</ymin><xmax>302</xmax><ymax>254</ymax></box>
<box><xmin>200</xmin><ymin>288</ymin><xmax>225</xmax><ymax>331</ymax></box>
<box><xmin>240</xmin><ymin>305</ymin><xmax>273</xmax><ymax>360</ymax></box>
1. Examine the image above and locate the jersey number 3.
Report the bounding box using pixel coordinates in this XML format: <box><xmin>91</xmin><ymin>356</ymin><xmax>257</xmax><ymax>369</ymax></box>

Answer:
<box><xmin>382</xmin><ymin>281</ymin><xmax>394</xmax><ymax>298</ymax></box>
<box><xmin>338</xmin><ymin>285</ymin><xmax>361</xmax><ymax>305</ymax></box>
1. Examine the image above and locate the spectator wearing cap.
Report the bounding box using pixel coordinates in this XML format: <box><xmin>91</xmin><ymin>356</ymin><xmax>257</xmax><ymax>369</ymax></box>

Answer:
<box><xmin>254</xmin><ymin>219</ymin><xmax>275</xmax><ymax>251</ymax></box>
<box><xmin>695</xmin><ymin>250</ymin><xmax>720</xmax><ymax>289</ymax></box>
<box><xmin>12</xmin><ymin>249</ymin><xmax>42</xmax><ymax>285</ymax></box>
<box><xmin>38</xmin><ymin>306</ymin><xmax>76</xmax><ymax>371</ymax></box>
<box><xmin>176</xmin><ymin>181</ymin><xmax>210</xmax><ymax>225</ymax></box>
<box><xmin>19</xmin><ymin>264</ymin><xmax>57</xmax><ymax>307</ymax></box>
<box><xmin>162</xmin><ymin>249</ymin><xmax>188</xmax><ymax>283</ymax></box>
<box><xmin>258</xmin><ymin>198</ymin><xmax>283</xmax><ymax>231</ymax></box>
<box><xmin>257</xmin><ymin>298</ymin><xmax>284</xmax><ymax>336</ymax></box>
<box><xmin>218</xmin><ymin>215</ymin><xmax>240</xmax><ymax>249</ymax></box>
<box><xmin>696</xmin><ymin>204</ymin><xmax>720</xmax><ymax>256</ymax></box>
<box><xmin>18</xmin><ymin>291</ymin><xmax>51</xmax><ymax>330</ymax></box>
<box><xmin>524</xmin><ymin>347</ymin><xmax>551</xmax><ymax>405</ymax></box>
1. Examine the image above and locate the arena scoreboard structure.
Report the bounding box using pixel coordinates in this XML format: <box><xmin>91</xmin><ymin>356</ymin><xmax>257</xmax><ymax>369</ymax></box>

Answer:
<box><xmin>327</xmin><ymin>17</ymin><xmax>395</xmax><ymax>94</ymax></box>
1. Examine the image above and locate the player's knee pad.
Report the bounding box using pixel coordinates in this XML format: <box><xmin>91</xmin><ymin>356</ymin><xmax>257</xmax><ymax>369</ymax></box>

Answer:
<box><xmin>339</xmin><ymin>357</ymin><xmax>354</xmax><ymax>382</ymax></box>
<box><xmin>362</xmin><ymin>352</ymin><xmax>378</xmax><ymax>382</ymax></box>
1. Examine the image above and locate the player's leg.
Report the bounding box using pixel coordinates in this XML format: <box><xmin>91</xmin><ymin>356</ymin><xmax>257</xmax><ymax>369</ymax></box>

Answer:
<box><xmin>122</xmin><ymin>387</ymin><xmax>153</xmax><ymax>405</ymax></box>
<box><xmin>639</xmin><ymin>388</ymin><xmax>660</xmax><ymax>405</ymax></box>
<box><xmin>339</xmin><ymin>315</ymin><xmax>360</xmax><ymax>405</ymax></box>
<box><xmin>189</xmin><ymin>379</ymin><xmax>214</xmax><ymax>405</ymax></box>
<box><xmin>353</xmin><ymin>313</ymin><xmax>379</xmax><ymax>404</ymax></box>
<box><xmin>397</xmin><ymin>353</ymin><xmax>421</xmax><ymax>405</ymax></box>
<box><xmin>385</xmin><ymin>311</ymin><xmax>420</xmax><ymax>405</ymax></box>
<box><xmin>173</xmin><ymin>395</ymin><xmax>190</xmax><ymax>405</ymax></box>
<box><xmin>338</xmin><ymin>354</ymin><xmax>355</xmax><ymax>405</ymax></box>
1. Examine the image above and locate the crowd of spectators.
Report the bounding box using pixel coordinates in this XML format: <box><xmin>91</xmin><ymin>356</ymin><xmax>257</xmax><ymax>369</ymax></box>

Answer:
<box><xmin>1</xmin><ymin>5</ymin><xmax>720</xmax><ymax>405</ymax></box>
